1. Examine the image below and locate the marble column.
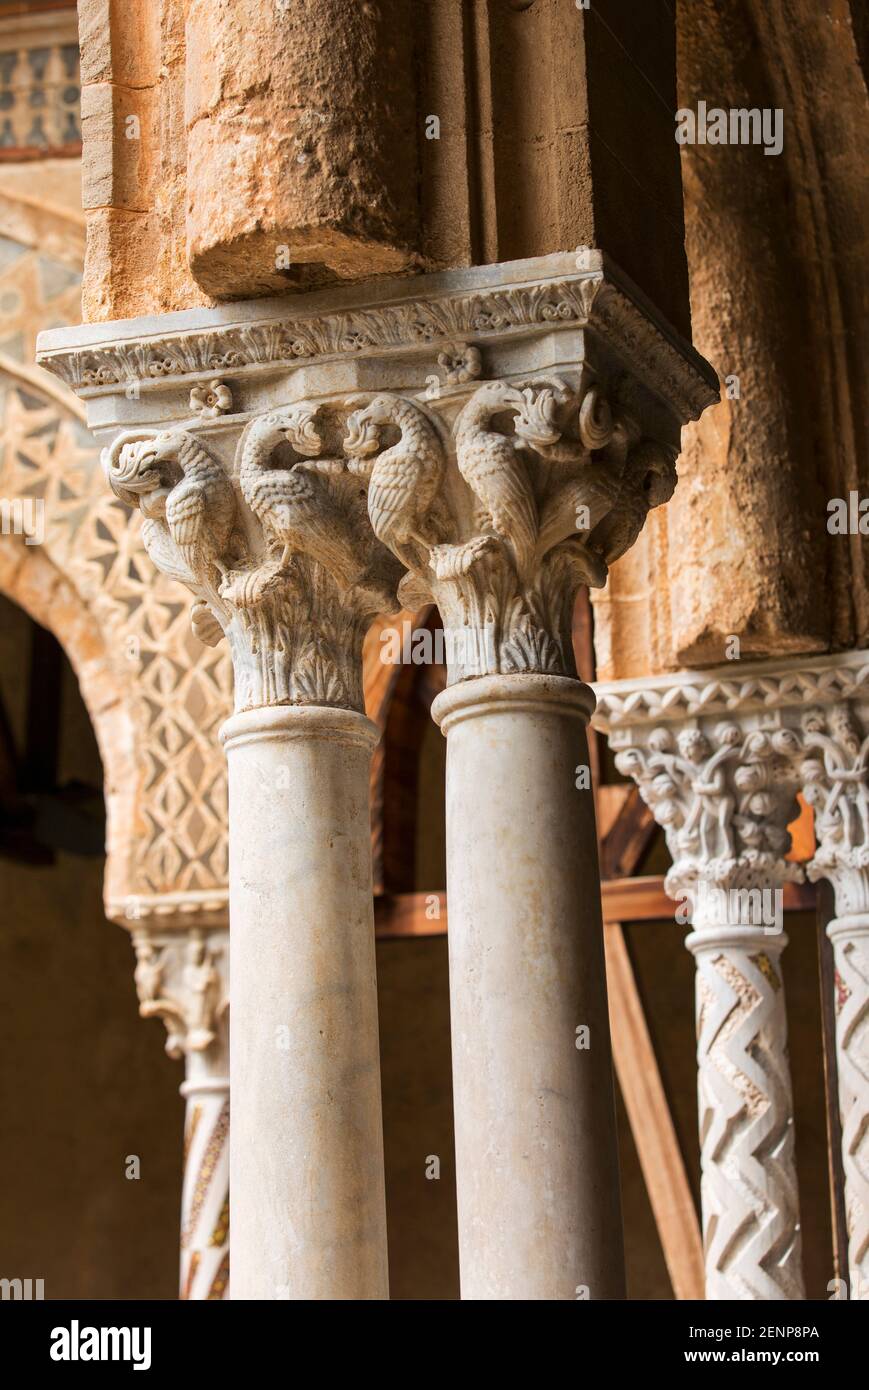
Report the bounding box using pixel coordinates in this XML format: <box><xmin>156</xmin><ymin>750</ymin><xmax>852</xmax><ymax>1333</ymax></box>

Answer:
<box><xmin>594</xmin><ymin>664</ymin><xmax>810</xmax><ymax>1300</ymax></box>
<box><xmin>131</xmin><ymin>924</ymin><xmax>230</xmax><ymax>1300</ymax></box>
<box><xmin>37</xmin><ymin>249</ymin><xmax>718</xmax><ymax>1302</ymax></box>
<box><xmin>336</xmin><ymin>254</ymin><xmax>718</xmax><ymax>1298</ymax></box>
<box><xmin>432</xmin><ymin>673</ymin><xmax>622</xmax><ymax>1298</ymax></box>
<box><xmin>796</xmin><ymin>660</ymin><xmax>869</xmax><ymax>1298</ymax></box>
<box><xmin>100</xmin><ymin>405</ymin><xmax>399</xmax><ymax>1300</ymax></box>
<box><xmin>221</xmin><ymin>703</ymin><xmax>387</xmax><ymax>1299</ymax></box>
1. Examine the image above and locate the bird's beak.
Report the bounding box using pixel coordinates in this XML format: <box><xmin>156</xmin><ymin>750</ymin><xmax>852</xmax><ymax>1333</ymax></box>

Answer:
<box><xmin>344</xmin><ymin>406</ymin><xmax>380</xmax><ymax>457</ymax></box>
<box><xmin>499</xmin><ymin>384</ymin><xmax>526</xmax><ymax>408</ymax></box>
<box><xmin>514</xmin><ymin>420</ymin><xmax>561</xmax><ymax>447</ymax></box>
<box><xmin>102</xmin><ymin>431</ymin><xmax>161</xmax><ymax>500</ymax></box>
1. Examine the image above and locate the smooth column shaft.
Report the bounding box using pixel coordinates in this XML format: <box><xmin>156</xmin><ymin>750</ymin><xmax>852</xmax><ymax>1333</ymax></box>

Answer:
<box><xmin>222</xmin><ymin>705</ymin><xmax>388</xmax><ymax>1300</ymax></box>
<box><xmin>433</xmin><ymin>674</ymin><xmax>625</xmax><ymax>1300</ymax></box>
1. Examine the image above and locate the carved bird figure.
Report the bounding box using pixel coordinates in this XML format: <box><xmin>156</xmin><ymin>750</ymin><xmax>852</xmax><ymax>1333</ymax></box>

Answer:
<box><xmin>343</xmin><ymin>393</ymin><xmax>445</xmax><ymax>562</ymax></box>
<box><xmin>238</xmin><ymin>407</ymin><xmax>367</xmax><ymax>593</ymax></box>
<box><xmin>104</xmin><ymin>428</ymin><xmax>235</xmax><ymax>589</ymax></box>
<box><xmin>586</xmin><ymin>439</ymin><xmax>677</xmax><ymax>566</ymax></box>
<box><xmin>454</xmin><ymin>380</ymin><xmax>538</xmax><ymax>576</ymax></box>
<box><xmin>535</xmin><ymin>461</ymin><xmax>622</xmax><ymax>560</ymax></box>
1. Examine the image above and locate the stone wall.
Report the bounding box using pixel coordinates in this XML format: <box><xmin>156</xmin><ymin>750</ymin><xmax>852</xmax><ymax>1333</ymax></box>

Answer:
<box><xmin>595</xmin><ymin>0</ymin><xmax>869</xmax><ymax>677</ymax></box>
<box><xmin>77</xmin><ymin>0</ymin><xmax>690</xmax><ymax>332</ymax></box>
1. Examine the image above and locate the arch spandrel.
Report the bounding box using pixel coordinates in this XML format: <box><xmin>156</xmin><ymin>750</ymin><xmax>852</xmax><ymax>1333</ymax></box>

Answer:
<box><xmin>0</xmin><ymin>229</ymin><xmax>410</xmax><ymax>929</ymax></box>
<box><xmin>0</xmin><ymin>228</ymin><xmax>237</xmax><ymax>928</ymax></box>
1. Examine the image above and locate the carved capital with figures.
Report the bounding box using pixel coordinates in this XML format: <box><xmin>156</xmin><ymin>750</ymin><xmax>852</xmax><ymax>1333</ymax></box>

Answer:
<box><xmin>38</xmin><ymin>250</ymin><xmax>719</xmax><ymax>702</ymax></box>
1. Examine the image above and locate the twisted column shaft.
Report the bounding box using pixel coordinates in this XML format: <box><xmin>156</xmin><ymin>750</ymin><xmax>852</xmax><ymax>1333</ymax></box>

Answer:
<box><xmin>687</xmin><ymin>923</ymin><xmax>803</xmax><ymax>1298</ymax></box>
<box><xmin>180</xmin><ymin>1035</ymin><xmax>230</xmax><ymax>1300</ymax></box>
<box><xmin>594</xmin><ymin>667</ymin><xmax>811</xmax><ymax>1299</ymax></box>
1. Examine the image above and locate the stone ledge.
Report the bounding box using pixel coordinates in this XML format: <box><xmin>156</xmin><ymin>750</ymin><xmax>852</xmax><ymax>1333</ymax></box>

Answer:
<box><xmin>36</xmin><ymin>250</ymin><xmax>719</xmax><ymax>426</ymax></box>
<box><xmin>593</xmin><ymin>649</ymin><xmax>869</xmax><ymax>731</ymax></box>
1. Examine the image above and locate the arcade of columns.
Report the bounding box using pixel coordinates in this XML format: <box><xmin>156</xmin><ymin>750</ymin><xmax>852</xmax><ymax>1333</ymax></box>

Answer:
<box><xmin>8</xmin><ymin>0</ymin><xmax>866</xmax><ymax>1298</ymax></box>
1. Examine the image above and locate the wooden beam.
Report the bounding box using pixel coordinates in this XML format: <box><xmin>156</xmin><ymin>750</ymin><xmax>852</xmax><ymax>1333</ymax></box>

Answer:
<box><xmin>363</xmin><ymin>609</ymin><xmax>427</xmax><ymax>895</ymax></box>
<box><xmin>600</xmin><ymin>784</ymin><xmax>657</xmax><ymax>879</ymax></box>
<box><xmin>595</xmin><ymin>783</ymin><xmax>632</xmax><ymax>840</ymax></box>
<box><xmin>373</xmin><ymin>877</ymin><xmax>819</xmax><ymax>939</ymax></box>
<box><xmin>572</xmin><ymin>591</ymin><xmax>600</xmax><ymax>785</ymax></box>
<box><xmin>601</xmin><ymin>876</ymin><xmax>680</xmax><ymax>923</ymax></box>
<box><xmin>604</xmin><ymin>920</ymin><xmax>705</xmax><ymax>1300</ymax></box>
<box><xmin>602</xmin><ymin>874</ymin><xmax>816</xmax><ymax>923</ymax></box>
<box><xmin>375</xmin><ymin>891</ymin><xmax>446</xmax><ymax>939</ymax></box>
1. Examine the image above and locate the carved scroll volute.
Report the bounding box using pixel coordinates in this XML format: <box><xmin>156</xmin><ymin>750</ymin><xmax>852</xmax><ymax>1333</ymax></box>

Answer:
<box><xmin>343</xmin><ymin>373</ymin><xmax>677</xmax><ymax>685</ymax></box>
<box><xmin>103</xmin><ymin>407</ymin><xmax>403</xmax><ymax>713</ymax></box>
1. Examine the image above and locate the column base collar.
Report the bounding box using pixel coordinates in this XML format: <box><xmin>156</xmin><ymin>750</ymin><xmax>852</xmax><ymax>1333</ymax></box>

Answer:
<box><xmin>431</xmin><ymin>672</ymin><xmax>595</xmax><ymax>733</ymax></box>
<box><xmin>220</xmin><ymin>702</ymin><xmax>379</xmax><ymax>753</ymax></box>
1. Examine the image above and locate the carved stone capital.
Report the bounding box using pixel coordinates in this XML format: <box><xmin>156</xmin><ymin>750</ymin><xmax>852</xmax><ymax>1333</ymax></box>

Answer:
<box><xmin>800</xmin><ymin>700</ymin><xmax>869</xmax><ymax>916</ymax></box>
<box><xmin>344</xmin><ymin>372</ymin><xmax>685</xmax><ymax>683</ymax></box>
<box><xmin>99</xmin><ymin>406</ymin><xmax>402</xmax><ymax>712</ymax></box>
<box><xmin>36</xmin><ymin>250</ymin><xmax>718</xmax><ymax>697</ymax></box>
<box><xmin>131</xmin><ymin>925</ymin><xmax>228</xmax><ymax>1062</ymax></box>
<box><xmin>602</xmin><ymin>713</ymin><xmax>804</xmax><ymax>916</ymax></box>
<box><xmin>595</xmin><ymin>650</ymin><xmax>869</xmax><ymax>917</ymax></box>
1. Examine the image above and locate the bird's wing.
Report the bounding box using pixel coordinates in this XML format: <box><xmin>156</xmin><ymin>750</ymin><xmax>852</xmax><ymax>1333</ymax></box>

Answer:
<box><xmin>255</xmin><ymin>469</ymin><xmax>364</xmax><ymax>590</ymax></box>
<box><xmin>140</xmin><ymin>517</ymin><xmax>197</xmax><ymax>587</ymax></box>
<box><xmin>368</xmin><ymin>453</ymin><xmax>416</xmax><ymax>538</ymax></box>
<box><xmin>300</xmin><ymin>494</ymin><xmax>365</xmax><ymax>590</ymax></box>
<box><xmin>465</xmin><ymin>440</ymin><xmax>537</xmax><ymax>566</ymax></box>
<box><xmin>166</xmin><ymin>480</ymin><xmax>208</xmax><ymax>550</ymax></box>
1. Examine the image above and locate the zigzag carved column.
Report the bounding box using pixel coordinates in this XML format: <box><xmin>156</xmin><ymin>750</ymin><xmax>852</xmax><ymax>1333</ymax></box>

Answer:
<box><xmin>594</xmin><ymin>664</ymin><xmax>809</xmax><ymax>1300</ymax></box>
<box><xmin>797</xmin><ymin>655</ymin><xmax>869</xmax><ymax>1298</ymax></box>
<box><xmin>37</xmin><ymin>249</ymin><xmax>717</xmax><ymax>1301</ymax></box>
<box><xmin>131</xmin><ymin>925</ymin><xmax>229</xmax><ymax>1300</ymax></box>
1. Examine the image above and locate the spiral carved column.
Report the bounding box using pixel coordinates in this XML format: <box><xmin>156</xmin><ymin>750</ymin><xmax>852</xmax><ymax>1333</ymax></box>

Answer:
<box><xmin>180</xmin><ymin>1035</ymin><xmax>230</xmax><ymax>1301</ymax></box>
<box><xmin>132</xmin><ymin>924</ymin><xmax>230</xmax><ymax>1299</ymax></box>
<box><xmin>798</xmin><ymin>670</ymin><xmax>869</xmax><ymax>1297</ymax></box>
<box><xmin>686</xmin><ymin>922</ymin><xmax>803</xmax><ymax>1299</ymax></box>
<box><xmin>594</xmin><ymin>664</ymin><xmax>809</xmax><ymax>1299</ymax></box>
